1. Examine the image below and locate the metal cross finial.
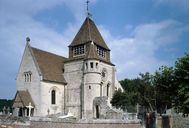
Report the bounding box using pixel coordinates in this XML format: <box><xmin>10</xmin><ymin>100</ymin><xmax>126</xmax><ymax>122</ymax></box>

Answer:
<box><xmin>86</xmin><ymin>0</ymin><xmax>89</xmax><ymax>13</ymax></box>
<box><xmin>86</xmin><ymin>0</ymin><xmax>92</xmax><ymax>17</ymax></box>
<box><xmin>86</xmin><ymin>0</ymin><xmax>90</xmax><ymax>12</ymax></box>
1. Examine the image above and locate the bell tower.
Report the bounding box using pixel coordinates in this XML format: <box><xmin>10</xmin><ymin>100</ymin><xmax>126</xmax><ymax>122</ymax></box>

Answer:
<box><xmin>64</xmin><ymin>16</ymin><xmax>117</xmax><ymax>119</ymax></box>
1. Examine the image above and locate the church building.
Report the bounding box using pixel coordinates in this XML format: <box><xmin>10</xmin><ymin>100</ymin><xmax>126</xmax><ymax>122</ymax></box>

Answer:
<box><xmin>12</xmin><ymin>16</ymin><xmax>123</xmax><ymax>119</ymax></box>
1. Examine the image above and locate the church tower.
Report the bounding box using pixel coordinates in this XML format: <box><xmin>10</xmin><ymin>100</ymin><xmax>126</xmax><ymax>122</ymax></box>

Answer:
<box><xmin>64</xmin><ymin>17</ymin><xmax>120</xmax><ymax>119</ymax></box>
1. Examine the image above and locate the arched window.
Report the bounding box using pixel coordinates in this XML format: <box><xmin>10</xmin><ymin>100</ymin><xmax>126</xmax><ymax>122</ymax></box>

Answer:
<box><xmin>51</xmin><ymin>90</ymin><xmax>56</xmax><ymax>104</ymax></box>
<box><xmin>96</xmin><ymin>105</ymin><xmax>100</xmax><ymax>118</ymax></box>
<box><xmin>85</xmin><ymin>63</ymin><xmax>88</xmax><ymax>70</ymax></box>
<box><xmin>107</xmin><ymin>84</ymin><xmax>110</xmax><ymax>96</ymax></box>
<box><xmin>96</xmin><ymin>63</ymin><xmax>98</xmax><ymax>69</ymax></box>
<box><xmin>90</xmin><ymin>62</ymin><xmax>93</xmax><ymax>68</ymax></box>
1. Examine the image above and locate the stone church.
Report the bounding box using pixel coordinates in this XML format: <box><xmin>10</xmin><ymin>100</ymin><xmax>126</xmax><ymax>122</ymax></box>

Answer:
<box><xmin>12</xmin><ymin>17</ymin><xmax>123</xmax><ymax>119</ymax></box>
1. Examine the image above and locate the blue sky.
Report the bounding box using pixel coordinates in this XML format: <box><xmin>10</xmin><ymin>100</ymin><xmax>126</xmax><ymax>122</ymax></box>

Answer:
<box><xmin>0</xmin><ymin>0</ymin><xmax>189</xmax><ymax>99</ymax></box>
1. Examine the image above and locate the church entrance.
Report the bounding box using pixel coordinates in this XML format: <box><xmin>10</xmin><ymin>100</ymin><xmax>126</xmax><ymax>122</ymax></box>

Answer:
<box><xmin>17</xmin><ymin>107</ymin><xmax>34</xmax><ymax>117</ymax></box>
<box><xmin>96</xmin><ymin>105</ymin><xmax>99</xmax><ymax>118</ymax></box>
<box><xmin>18</xmin><ymin>108</ymin><xmax>23</xmax><ymax>117</ymax></box>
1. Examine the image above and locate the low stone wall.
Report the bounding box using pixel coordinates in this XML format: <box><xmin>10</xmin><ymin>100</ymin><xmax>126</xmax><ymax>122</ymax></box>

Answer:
<box><xmin>0</xmin><ymin>115</ymin><xmax>142</xmax><ymax>128</ymax></box>
<box><xmin>0</xmin><ymin>124</ymin><xmax>30</xmax><ymax>128</ymax></box>
<box><xmin>1</xmin><ymin>121</ymin><xmax>141</xmax><ymax>128</ymax></box>
<box><xmin>31</xmin><ymin>121</ymin><xmax>142</xmax><ymax>128</ymax></box>
<box><xmin>0</xmin><ymin>115</ymin><xmax>30</xmax><ymax>128</ymax></box>
<box><xmin>172</xmin><ymin>114</ymin><xmax>189</xmax><ymax>128</ymax></box>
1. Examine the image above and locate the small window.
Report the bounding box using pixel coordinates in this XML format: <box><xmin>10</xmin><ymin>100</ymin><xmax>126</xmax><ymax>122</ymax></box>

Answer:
<box><xmin>27</xmin><ymin>74</ymin><xmax>29</xmax><ymax>82</ymax></box>
<box><xmin>89</xmin><ymin>85</ymin><xmax>91</xmax><ymax>89</ymax></box>
<box><xmin>24</xmin><ymin>71</ymin><xmax>32</xmax><ymax>82</ymax></box>
<box><xmin>73</xmin><ymin>45</ymin><xmax>85</xmax><ymax>56</ymax></box>
<box><xmin>107</xmin><ymin>84</ymin><xmax>110</xmax><ymax>96</ymax></box>
<box><xmin>97</xmin><ymin>46</ymin><xmax>106</xmax><ymax>58</ymax></box>
<box><xmin>24</xmin><ymin>74</ymin><xmax>27</xmax><ymax>82</ymax></box>
<box><xmin>51</xmin><ymin>90</ymin><xmax>56</xmax><ymax>104</ymax></box>
<box><xmin>85</xmin><ymin>63</ymin><xmax>88</xmax><ymax>70</ymax></box>
<box><xmin>90</xmin><ymin>62</ymin><xmax>93</xmax><ymax>68</ymax></box>
<box><xmin>29</xmin><ymin>74</ymin><xmax>31</xmax><ymax>82</ymax></box>
<box><xmin>96</xmin><ymin>63</ymin><xmax>98</xmax><ymax>69</ymax></box>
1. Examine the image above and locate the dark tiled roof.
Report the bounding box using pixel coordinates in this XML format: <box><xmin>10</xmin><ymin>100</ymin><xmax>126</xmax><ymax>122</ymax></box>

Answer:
<box><xmin>31</xmin><ymin>47</ymin><xmax>67</xmax><ymax>84</ymax></box>
<box><xmin>69</xmin><ymin>17</ymin><xmax>110</xmax><ymax>50</ymax></box>
<box><xmin>13</xmin><ymin>90</ymin><xmax>35</xmax><ymax>108</ymax></box>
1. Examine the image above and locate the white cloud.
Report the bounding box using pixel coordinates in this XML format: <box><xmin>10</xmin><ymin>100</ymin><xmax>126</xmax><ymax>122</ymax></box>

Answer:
<box><xmin>99</xmin><ymin>20</ymin><xmax>188</xmax><ymax>79</ymax></box>
<box><xmin>0</xmin><ymin>0</ymin><xmax>98</xmax><ymax>57</ymax></box>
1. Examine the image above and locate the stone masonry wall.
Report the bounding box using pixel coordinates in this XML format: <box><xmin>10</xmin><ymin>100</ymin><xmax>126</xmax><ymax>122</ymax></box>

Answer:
<box><xmin>172</xmin><ymin>114</ymin><xmax>189</xmax><ymax>128</ymax></box>
<box><xmin>30</xmin><ymin>121</ymin><xmax>142</xmax><ymax>128</ymax></box>
<box><xmin>0</xmin><ymin>115</ymin><xmax>141</xmax><ymax>128</ymax></box>
<box><xmin>0</xmin><ymin>122</ymin><xmax>141</xmax><ymax>128</ymax></box>
<box><xmin>16</xmin><ymin>44</ymin><xmax>41</xmax><ymax>116</ymax></box>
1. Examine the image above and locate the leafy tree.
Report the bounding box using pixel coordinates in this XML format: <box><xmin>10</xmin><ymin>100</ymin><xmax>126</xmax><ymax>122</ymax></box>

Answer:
<box><xmin>111</xmin><ymin>72</ymin><xmax>155</xmax><ymax>112</ymax></box>
<box><xmin>111</xmin><ymin>53</ymin><xmax>189</xmax><ymax>115</ymax></box>
<box><xmin>153</xmin><ymin>66</ymin><xmax>176</xmax><ymax>114</ymax></box>
<box><xmin>110</xmin><ymin>89</ymin><xmax>127</xmax><ymax>111</ymax></box>
<box><xmin>120</xmin><ymin>78</ymin><xmax>140</xmax><ymax>92</ymax></box>
<box><xmin>138</xmin><ymin>72</ymin><xmax>155</xmax><ymax>112</ymax></box>
<box><xmin>0</xmin><ymin>99</ymin><xmax>13</xmax><ymax>112</ymax></box>
<box><xmin>175</xmin><ymin>53</ymin><xmax>189</xmax><ymax>113</ymax></box>
<box><xmin>119</xmin><ymin>78</ymin><xmax>142</xmax><ymax>112</ymax></box>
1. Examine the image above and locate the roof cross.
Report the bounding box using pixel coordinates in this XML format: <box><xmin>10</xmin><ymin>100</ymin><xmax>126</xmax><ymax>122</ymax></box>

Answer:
<box><xmin>26</xmin><ymin>102</ymin><xmax>34</xmax><ymax>117</ymax></box>
<box><xmin>86</xmin><ymin>0</ymin><xmax>92</xmax><ymax>17</ymax></box>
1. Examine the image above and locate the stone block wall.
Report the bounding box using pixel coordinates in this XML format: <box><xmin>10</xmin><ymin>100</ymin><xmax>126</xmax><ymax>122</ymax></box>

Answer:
<box><xmin>16</xmin><ymin>45</ymin><xmax>41</xmax><ymax>116</ymax></box>
<box><xmin>172</xmin><ymin>114</ymin><xmax>189</xmax><ymax>128</ymax></box>
<box><xmin>0</xmin><ymin>115</ymin><xmax>142</xmax><ymax>128</ymax></box>
<box><xmin>30</xmin><ymin>121</ymin><xmax>142</xmax><ymax>128</ymax></box>
<box><xmin>0</xmin><ymin>124</ymin><xmax>30</xmax><ymax>128</ymax></box>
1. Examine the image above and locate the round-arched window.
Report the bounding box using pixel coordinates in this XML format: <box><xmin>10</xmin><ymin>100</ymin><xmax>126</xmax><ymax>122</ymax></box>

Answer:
<box><xmin>51</xmin><ymin>90</ymin><xmax>56</xmax><ymax>104</ymax></box>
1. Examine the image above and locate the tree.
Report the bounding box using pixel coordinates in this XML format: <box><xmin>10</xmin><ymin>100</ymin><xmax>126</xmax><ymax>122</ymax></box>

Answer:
<box><xmin>153</xmin><ymin>66</ymin><xmax>176</xmax><ymax>114</ymax></box>
<box><xmin>111</xmin><ymin>89</ymin><xmax>126</xmax><ymax>111</ymax></box>
<box><xmin>111</xmin><ymin>53</ymin><xmax>189</xmax><ymax>115</ymax></box>
<box><xmin>175</xmin><ymin>53</ymin><xmax>189</xmax><ymax>113</ymax></box>
<box><xmin>111</xmin><ymin>72</ymin><xmax>155</xmax><ymax>112</ymax></box>
<box><xmin>138</xmin><ymin>72</ymin><xmax>155</xmax><ymax>112</ymax></box>
<box><xmin>0</xmin><ymin>99</ymin><xmax>13</xmax><ymax>112</ymax></box>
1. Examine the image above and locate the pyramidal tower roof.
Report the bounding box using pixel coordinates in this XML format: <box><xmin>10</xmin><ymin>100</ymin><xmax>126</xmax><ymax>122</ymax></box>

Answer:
<box><xmin>69</xmin><ymin>17</ymin><xmax>110</xmax><ymax>50</ymax></box>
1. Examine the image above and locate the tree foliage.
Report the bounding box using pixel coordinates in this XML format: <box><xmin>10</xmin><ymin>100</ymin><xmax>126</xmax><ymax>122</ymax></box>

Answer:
<box><xmin>175</xmin><ymin>53</ymin><xmax>189</xmax><ymax>113</ymax></box>
<box><xmin>111</xmin><ymin>72</ymin><xmax>155</xmax><ymax>112</ymax></box>
<box><xmin>111</xmin><ymin>53</ymin><xmax>189</xmax><ymax>114</ymax></box>
<box><xmin>0</xmin><ymin>99</ymin><xmax>13</xmax><ymax>112</ymax></box>
<box><xmin>153</xmin><ymin>66</ymin><xmax>175</xmax><ymax>114</ymax></box>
